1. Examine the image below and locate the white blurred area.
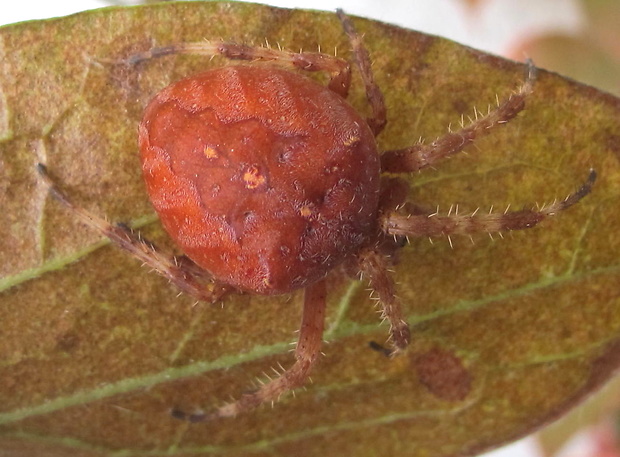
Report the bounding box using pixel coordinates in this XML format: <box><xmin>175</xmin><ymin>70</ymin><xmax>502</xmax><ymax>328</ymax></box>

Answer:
<box><xmin>0</xmin><ymin>2</ymin><xmax>594</xmax><ymax>457</ymax></box>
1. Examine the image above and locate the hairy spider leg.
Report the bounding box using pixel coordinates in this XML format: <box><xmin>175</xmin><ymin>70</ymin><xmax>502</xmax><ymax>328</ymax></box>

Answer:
<box><xmin>36</xmin><ymin>164</ymin><xmax>232</xmax><ymax>303</ymax></box>
<box><xmin>112</xmin><ymin>11</ymin><xmax>388</xmax><ymax>130</ymax></box>
<box><xmin>172</xmin><ymin>279</ymin><xmax>327</xmax><ymax>422</ymax></box>
<box><xmin>346</xmin><ymin>177</ymin><xmax>412</xmax><ymax>354</ymax></box>
<box><xmin>381</xmin><ymin>63</ymin><xmax>537</xmax><ymax>173</ymax></box>
<box><xmin>358</xmin><ymin>248</ymin><xmax>410</xmax><ymax>353</ymax></box>
<box><xmin>108</xmin><ymin>39</ymin><xmax>352</xmax><ymax>97</ymax></box>
<box><xmin>336</xmin><ymin>9</ymin><xmax>387</xmax><ymax>135</ymax></box>
<box><xmin>381</xmin><ymin>170</ymin><xmax>597</xmax><ymax>239</ymax></box>
<box><xmin>335</xmin><ymin>12</ymin><xmax>414</xmax><ymax>354</ymax></box>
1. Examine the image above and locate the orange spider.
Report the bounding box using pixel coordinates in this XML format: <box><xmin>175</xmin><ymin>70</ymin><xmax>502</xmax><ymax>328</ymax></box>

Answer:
<box><xmin>37</xmin><ymin>10</ymin><xmax>595</xmax><ymax>422</ymax></box>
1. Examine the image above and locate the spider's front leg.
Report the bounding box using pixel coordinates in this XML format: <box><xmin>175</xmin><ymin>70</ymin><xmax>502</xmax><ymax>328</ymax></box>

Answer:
<box><xmin>172</xmin><ymin>279</ymin><xmax>327</xmax><ymax>422</ymax></box>
<box><xmin>36</xmin><ymin>164</ymin><xmax>233</xmax><ymax>303</ymax></box>
<box><xmin>381</xmin><ymin>170</ymin><xmax>597</xmax><ymax>240</ymax></box>
<box><xmin>381</xmin><ymin>62</ymin><xmax>537</xmax><ymax>173</ymax></box>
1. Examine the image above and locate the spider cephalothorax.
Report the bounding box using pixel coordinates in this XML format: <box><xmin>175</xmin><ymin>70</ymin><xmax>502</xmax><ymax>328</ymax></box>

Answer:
<box><xmin>38</xmin><ymin>10</ymin><xmax>595</xmax><ymax>422</ymax></box>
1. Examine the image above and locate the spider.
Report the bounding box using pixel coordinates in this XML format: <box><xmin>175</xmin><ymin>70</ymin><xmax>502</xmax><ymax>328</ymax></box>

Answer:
<box><xmin>37</xmin><ymin>10</ymin><xmax>595</xmax><ymax>422</ymax></box>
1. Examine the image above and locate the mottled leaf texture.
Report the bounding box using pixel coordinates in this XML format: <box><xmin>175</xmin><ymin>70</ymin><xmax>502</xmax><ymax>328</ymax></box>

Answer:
<box><xmin>0</xmin><ymin>2</ymin><xmax>619</xmax><ymax>457</ymax></box>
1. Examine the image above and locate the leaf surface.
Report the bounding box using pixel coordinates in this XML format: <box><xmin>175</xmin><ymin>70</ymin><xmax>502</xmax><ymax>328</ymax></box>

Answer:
<box><xmin>0</xmin><ymin>2</ymin><xmax>619</xmax><ymax>456</ymax></box>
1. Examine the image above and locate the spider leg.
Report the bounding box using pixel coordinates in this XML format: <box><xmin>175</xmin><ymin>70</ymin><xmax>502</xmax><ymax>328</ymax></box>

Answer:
<box><xmin>358</xmin><ymin>249</ymin><xmax>410</xmax><ymax>354</ymax></box>
<box><xmin>36</xmin><ymin>164</ymin><xmax>233</xmax><ymax>303</ymax></box>
<box><xmin>381</xmin><ymin>62</ymin><xmax>537</xmax><ymax>173</ymax></box>
<box><xmin>381</xmin><ymin>170</ymin><xmax>596</xmax><ymax>238</ymax></box>
<box><xmin>336</xmin><ymin>9</ymin><xmax>387</xmax><ymax>136</ymax></box>
<box><xmin>171</xmin><ymin>279</ymin><xmax>327</xmax><ymax>422</ymax></box>
<box><xmin>105</xmin><ymin>39</ymin><xmax>351</xmax><ymax>97</ymax></box>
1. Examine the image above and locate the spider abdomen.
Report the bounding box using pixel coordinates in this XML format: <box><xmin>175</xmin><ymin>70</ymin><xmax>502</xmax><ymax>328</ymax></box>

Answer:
<box><xmin>139</xmin><ymin>65</ymin><xmax>380</xmax><ymax>294</ymax></box>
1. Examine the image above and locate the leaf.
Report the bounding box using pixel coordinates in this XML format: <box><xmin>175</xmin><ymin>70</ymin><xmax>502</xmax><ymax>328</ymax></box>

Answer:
<box><xmin>0</xmin><ymin>2</ymin><xmax>619</xmax><ymax>456</ymax></box>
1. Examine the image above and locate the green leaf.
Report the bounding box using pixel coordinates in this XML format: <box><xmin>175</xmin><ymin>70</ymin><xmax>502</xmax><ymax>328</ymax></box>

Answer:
<box><xmin>1</xmin><ymin>2</ymin><xmax>619</xmax><ymax>456</ymax></box>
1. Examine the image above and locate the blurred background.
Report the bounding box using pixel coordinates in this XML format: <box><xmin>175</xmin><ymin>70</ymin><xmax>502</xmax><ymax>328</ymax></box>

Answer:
<box><xmin>1</xmin><ymin>1</ymin><xmax>618</xmax><ymax>456</ymax></box>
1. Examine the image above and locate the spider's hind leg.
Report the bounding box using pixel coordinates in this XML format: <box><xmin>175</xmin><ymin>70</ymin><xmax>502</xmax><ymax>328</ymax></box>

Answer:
<box><xmin>36</xmin><ymin>164</ymin><xmax>232</xmax><ymax>303</ymax></box>
<box><xmin>104</xmin><ymin>37</ymin><xmax>352</xmax><ymax>97</ymax></box>
<box><xmin>172</xmin><ymin>279</ymin><xmax>328</xmax><ymax>422</ymax></box>
<box><xmin>357</xmin><ymin>248</ymin><xmax>410</xmax><ymax>355</ymax></box>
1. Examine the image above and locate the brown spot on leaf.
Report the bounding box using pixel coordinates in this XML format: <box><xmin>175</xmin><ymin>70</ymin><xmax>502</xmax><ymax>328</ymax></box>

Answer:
<box><xmin>413</xmin><ymin>347</ymin><xmax>472</xmax><ymax>401</ymax></box>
